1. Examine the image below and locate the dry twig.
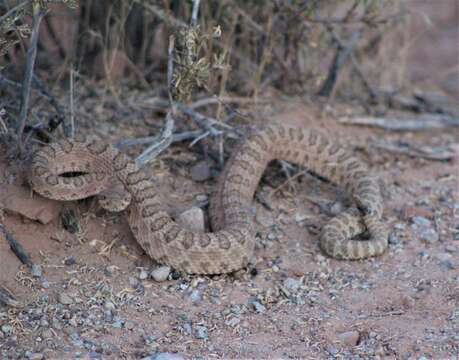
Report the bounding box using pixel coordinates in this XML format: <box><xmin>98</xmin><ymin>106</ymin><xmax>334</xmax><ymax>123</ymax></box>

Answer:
<box><xmin>339</xmin><ymin>114</ymin><xmax>459</xmax><ymax>131</ymax></box>
<box><xmin>16</xmin><ymin>2</ymin><xmax>45</xmax><ymax>146</ymax></box>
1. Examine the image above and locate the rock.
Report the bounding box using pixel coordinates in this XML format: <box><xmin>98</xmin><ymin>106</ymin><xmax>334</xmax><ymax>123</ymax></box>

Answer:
<box><xmin>438</xmin><ymin>260</ymin><xmax>454</xmax><ymax>270</ymax></box>
<box><xmin>150</xmin><ymin>266</ymin><xmax>171</xmax><ymax>282</ymax></box>
<box><xmin>337</xmin><ymin>330</ymin><xmax>360</xmax><ymax>346</ymax></box>
<box><xmin>138</xmin><ymin>269</ymin><xmax>149</xmax><ymax>280</ymax></box>
<box><xmin>411</xmin><ymin>216</ymin><xmax>431</xmax><ymax>227</ymax></box>
<box><xmin>58</xmin><ymin>293</ymin><xmax>73</xmax><ymax>305</ymax></box>
<box><xmin>177</xmin><ymin>207</ymin><xmax>205</xmax><ymax>232</ymax></box>
<box><xmin>445</xmin><ymin>245</ymin><xmax>457</xmax><ymax>253</ymax></box>
<box><xmin>125</xmin><ymin>320</ymin><xmax>135</xmax><ymax>330</ymax></box>
<box><xmin>31</xmin><ymin>264</ymin><xmax>42</xmax><ymax>278</ymax></box>
<box><xmin>194</xmin><ymin>325</ymin><xmax>208</xmax><ymax>339</ymax></box>
<box><xmin>190</xmin><ymin>161</ymin><xmax>212</xmax><ymax>182</ymax></box>
<box><xmin>402</xmin><ymin>206</ymin><xmax>433</xmax><ymax>221</ymax></box>
<box><xmin>388</xmin><ymin>232</ymin><xmax>399</xmax><ymax>245</ymax></box>
<box><xmin>112</xmin><ymin>318</ymin><xmax>124</xmax><ymax>328</ymax></box>
<box><xmin>225</xmin><ymin>317</ymin><xmax>241</xmax><ymax>327</ymax></box>
<box><xmin>188</xmin><ymin>290</ymin><xmax>202</xmax><ymax>303</ymax></box>
<box><xmin>419</xmin><ymin>228</ymin><xmax>439</xmax><ymax>243</ymax></box>
<box><xmin>29</xmin><ymin>353</ymin><xmax>44</xmax><ymax>360</ymax></box>
<box><xmin>283</xmin><ymin>277</ymin><xmax>302</xmax><ymax>291</ymax></box>
<box><xmin>129</xmin><ymin>276</ymin><xmax>140</xmax><ymax>288</ymax></box>
<box><xmin>142</xmin><ymin>353</ymin><xmax>185</xmax><ymax>360</ymax></box>
<box><xmin>64</xmin><ymin>256</ymin><xmax>77</xmax><ymax>266</ymax></box>
<box><xmin>41</xmin><ymin>329</ymin><xmax>53</xmax><ymax>339</ymax></box>
<box><xmin>1</xmin><ymin>325</ymin><xmax>12</xmax><ymax>335</ymax></box>
<box><xmin>250</xmin><ymin>300</ymin><xmax>266</xmax><ymax>313</ymax></box>
<box><xmin>1</xmin><ymin>185</ymin><xmax>62</xmax><ymax>224</ymax></box>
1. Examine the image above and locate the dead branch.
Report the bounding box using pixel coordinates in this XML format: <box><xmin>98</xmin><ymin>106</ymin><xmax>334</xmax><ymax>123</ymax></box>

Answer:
<box><xmin>339</xmin><ymin>114</ymin><xmax>459</xmax><ymax>131</ymax></box>
<box><xmin>372</xmin><ymin>141</ymin><xmax>457</xmax><ymax>162</ymax></box>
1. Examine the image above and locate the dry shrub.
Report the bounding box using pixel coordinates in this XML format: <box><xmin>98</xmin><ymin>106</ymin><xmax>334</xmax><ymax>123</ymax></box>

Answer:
<box><xmin>0</xmin><ymin>1</ymin><xmax>416</xmax><ymax>101</ymax></box>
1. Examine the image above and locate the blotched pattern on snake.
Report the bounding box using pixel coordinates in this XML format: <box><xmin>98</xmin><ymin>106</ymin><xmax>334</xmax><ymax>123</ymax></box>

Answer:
<box><xmin>30</xmin><ymin>124</ymin><xmax>388</xmax><ymax>274</ymax></box>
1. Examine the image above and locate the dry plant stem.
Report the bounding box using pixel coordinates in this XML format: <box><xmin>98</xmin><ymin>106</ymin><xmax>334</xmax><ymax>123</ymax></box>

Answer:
<box><xmin>0</xmin><ymin>0</ymin><xmax>29</xmax><ymax>26</ymax></box>
<box><xmin>340</xmin><ymin>114</ymin><xmax>459</xmax><ymax>131</ymax></box>
<box><xmin>136</xmin><ymin>111</ymin><xmax>174</xmax><ymax>167</ymax></box>
<box><xmin>0</xmin><ymin>225</ymin><xmax>33</xmax><ymax>269</ymax></box>
<box><xmin>328</xmin><ymin>29</ymin><xmax>378</xmax><ymax>101</ymax></box>
<box><xmin>318</xmin><ymin>28</ymin><xmax>361</xmax><ymax>97</ymax></box>
<box><xmin>190</xmin><ymin>0</ymin><xmax>201</xmax><ymax>27</ymax></box>
<box><xmin>116</xmin><ymin>130</ymin><xmax>206</xmax><ymax>150</ymax></box>
<box><xmin>0</xmin><ymin>285</ymin><xmax>20</xmax><ymax>308</ymax></box>
<box><xmin>65</xmin><ymin>68</ymin><xmax>75</xmax><ymax>138</ymax></box>
<box><xmin>135</xmin><ymin>35</ymin><xmax>177</xmax><ymax>167</ymax></box>
<box><xmin>16</xmin><ymin>2</ymin><xmax>45</xmax><ymax>145</ymax></box>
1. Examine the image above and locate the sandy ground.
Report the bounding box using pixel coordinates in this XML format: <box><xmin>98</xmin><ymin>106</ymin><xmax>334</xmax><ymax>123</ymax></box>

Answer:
<box><xmin>0</xmin><ymin>97</ymin><xmax>458</xmax><ymax>359</ymax></box>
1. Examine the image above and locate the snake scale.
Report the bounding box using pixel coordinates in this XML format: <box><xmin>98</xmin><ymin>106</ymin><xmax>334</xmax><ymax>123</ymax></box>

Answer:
<box><xmin>30</xmin><ymin>124</ymin><xmax>388</xmax><ymax>274</ymax></box>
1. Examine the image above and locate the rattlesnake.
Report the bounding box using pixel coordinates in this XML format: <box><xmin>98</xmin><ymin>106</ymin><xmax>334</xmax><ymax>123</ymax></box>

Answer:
<box><xmin>30</xmin><ymin>124</ymin><xmax>388</xmax><ymax>274</ymax></box>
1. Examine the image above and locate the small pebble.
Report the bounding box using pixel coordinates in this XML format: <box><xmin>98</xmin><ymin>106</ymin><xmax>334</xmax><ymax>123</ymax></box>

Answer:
<box><xmin>142</xmin><ymin>353</ymin><xmax>185</xmax><ymax>360</ymax></box>
<box><xmin>438</xmin><ymin>260</ymin><xmax>454</xmax><ymax>270</ymax></box>
<box><xmin>194</xmin><ymin>325</ymin><xmax>208</xmax><ymax>339</ymax></box>
<box><xmin>411</xmin><ymin>216</ymin><xmax>431</xmax><ymax>227</ymax></box>
<box><xmin>419</xmin><ymin>228</ymin><xmax>439</xmax><ymax>243</ymax></box>
<box><xmin>138</xmin><ymin>269</ymin><xmax>149</xmax><ymax>280</ymax></box>
<box><xmin>188</xmin><ymin>290</ymin><xmax>202</xmax><ymax>303</ymax></box>
<box><xmin>283</xmin><ymin>277</ymin><xmax>302</xmax><ymax>291</ymax></box>
<box><xmin>41</xmin><ymin>329</ymin><xmax>53</xmax><ymax>339</ymax></box>
<box><xmin>29</xmin><ymin>353</ymin><xmax>44</xmax><ymax>360</ymax></box>
<box><xmin>250</xmin><ymin>300</ymin><xmax>266</xmax><ymax>313</ymax></box>
<box><xmin>129</xmin><ymin>276</ymin><xmax>140</xmax><ymax>288</ymax></box>
<box><xmin>125</xmin><ymin>320</ymin><xmax>135</xmax><ymax>330</ymax></box>
<box><xmin>31</xmin><ymin>264</ymin><xmax>42</xmax><ymax>278</ymax></box>
<box><xmin>151</xmin><ymin>266</ymin><xmax>171</xmax><ymax>282</ymax></box>
<box><xmin>58</xmin><ymin>293</ymin><xmax>73</xmax><ymax>305</ymax></box>
<box><xmin>225</xmin><ymin>317</ymin><xmax>241</xmax><ymax>327</ymax></box>
<box><xmin>190</xmin><ymin>161</ymin><xmax>212</xmax><ymax>182</ymax></box>
<box><xmin>64</xmin><ymin>256</ymin><xmax>77</xmax><ymax>266</ymax></box>
<box><xmin>388</xmin><ymin>232</ymin><xmax>399</xmax><ymax>245</ymax></box>
<box><xmin>1</xmin><ymin>325</ymin><xmax>12</xmax><ymax>335</ymax></box>
<box><xmin>195</xmin><ymin>194</ymin><xmax>208</xmax><ymax>203</ymax></box>
<box><xmin>112</xmin><ymin>318</ymin><xmax>124</xmax><ymax>328</ymax></box>
<box><xmin>337</xmin><ymin>330</ymin><xmax>360</xmax><ymax>346</ymax></box>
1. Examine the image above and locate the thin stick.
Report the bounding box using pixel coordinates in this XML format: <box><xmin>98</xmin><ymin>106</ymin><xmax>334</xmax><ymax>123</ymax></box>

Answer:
<box><xmin>0</xmin><ymin>285</ymin><xmax>20</xmax><ymax>308</ymax></box>
<box><xmin>115</xmin><ymin>130</ymin><xmax>207</xmax><ymax>149</ymax></box>
<box><xmin>136</xmin><ymin>111</ymin><xmax>174</xmax><ymax>167</ymax></box>
<box><xmin>135</xmin><ymin>35</ymin><xmax>177</xmax><ymax>167</ymax></box>
<box><xmin>191</xmin><ymin>0</ymin><xmax>201</xmax><ymax>27</ymax></box>
<box><xmin>67</xmin><ymin>67</ymin><xmax>75</xmax><ymax>138</ymax></box>
<box><xmin>0</xmin><ymin>225</ymin><xmax>33</xmax><ymax>269</ymax></box>
<box><xmin>16</xmin><ymin>2</ymin><xmax>45</xmax><ymax>146</ymax></box>
<box><xmin>339</xmin><ymin>114</ymin><xmax>459</xmax><ymax>131</ymax></box>
<box><xmin>317</xmin><ymin>28</ymin><xmax>361</xmax><ymax>97</ymax></box>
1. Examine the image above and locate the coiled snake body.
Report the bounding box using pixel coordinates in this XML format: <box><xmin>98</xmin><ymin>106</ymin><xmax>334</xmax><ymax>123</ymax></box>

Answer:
<box><xmin>30</xmin><ymin>124</ymin><xmax>388</xmax><ymax>274</ymax></box>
